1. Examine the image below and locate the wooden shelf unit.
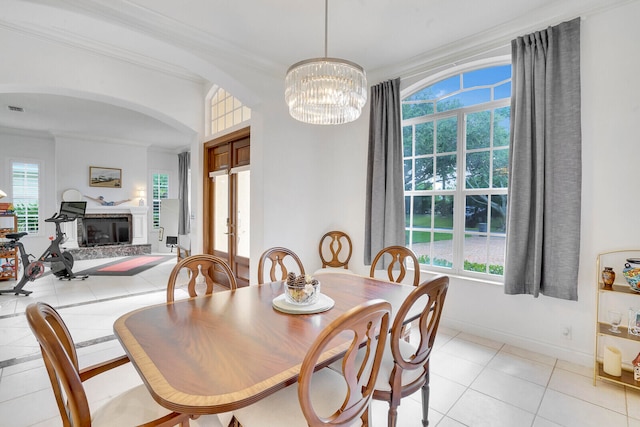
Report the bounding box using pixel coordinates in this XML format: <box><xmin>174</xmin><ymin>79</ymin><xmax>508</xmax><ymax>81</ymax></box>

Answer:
<box><xmin>0</xmin><ymin>215</ymin><xmax>18</xmax><ymax>281</ymax></box>
<box><xmin>595</xmin><ymin>250</ymin><xmax>640</xmax><ymax>390</ymax></box>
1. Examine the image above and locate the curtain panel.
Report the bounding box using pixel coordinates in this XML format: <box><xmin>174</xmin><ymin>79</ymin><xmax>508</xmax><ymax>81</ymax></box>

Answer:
<box><xmin>364</xmin><ymin>78</ymin><xmax>405</xmax><ymax>266</ymax></box>
<box><xmin>504</xmin><ymin>18</ymin><xmax>582</xmax><ymax>300</ymax></box>
<box><xmin>178</xmin><ymin>151</ymin><xmax>190</xmax><ymax>235</ymax></box>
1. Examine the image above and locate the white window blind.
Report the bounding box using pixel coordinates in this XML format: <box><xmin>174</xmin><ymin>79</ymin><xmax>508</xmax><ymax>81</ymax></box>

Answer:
<box><xmin>12</xmin><ymin>161</ymin><xmax>40</xmax><ymax>233</ymax></box>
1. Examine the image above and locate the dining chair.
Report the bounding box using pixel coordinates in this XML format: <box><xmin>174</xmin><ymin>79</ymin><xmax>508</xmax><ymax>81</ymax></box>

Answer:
<box><xmin>257</xmin><ymin>246</ymin><xmax>305</xmax><ymax>284</ymax></box>
<box><xmin>166</xmin><ymin>254</ymin><xmax>237</xmax><ymax>302</ymax></box>
<box><xmin>25</xmin><ymin>302</ymin><xmax>192</xmax><ymax>427</ymax></box>
<box><xmin>317</xmin><ymin>230</ymin><xmax>353</xmax><ymax>271</ymax></box>
<box><xmin>373</xmin><ymin>275</ymin><xmax>449</xmax><ymax>427</ymax></box>
<box><xmin>369</xmin><ymin>245</ymin><xmax>421</xmax><ymax>287</ymax></box>
<box><xmin>232</xmin><ymin>299</ymin><xmax>391</xmax><ymax>427</ymax></box>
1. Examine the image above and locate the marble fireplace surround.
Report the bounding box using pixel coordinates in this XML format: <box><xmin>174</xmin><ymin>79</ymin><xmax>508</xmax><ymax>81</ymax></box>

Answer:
<box><xmin>78</xmin><ymin>213</ymin><xmax>132</xmax><ymax>246</ymax></box>
<box><xmin>61</xmin><ymin>205</ymin><xmax>149</xmax><ymax>250</ymax></box>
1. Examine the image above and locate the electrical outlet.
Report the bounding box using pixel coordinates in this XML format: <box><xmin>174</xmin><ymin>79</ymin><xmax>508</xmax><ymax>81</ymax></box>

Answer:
<box><xmin>562</xmin><ymin>326</ymin><xmax>572</xmax><ymax>340</ymax></box>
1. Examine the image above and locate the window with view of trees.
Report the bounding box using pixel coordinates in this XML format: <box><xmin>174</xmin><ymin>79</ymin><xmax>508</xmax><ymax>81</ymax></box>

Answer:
<box><xmin>152</xmin><ymin>173</ymin><xmax>169</xmax><ymax>228</ymax></box>
<box><xmin>402</xmin><ymin>64</ymin><xmax>511</xmax><ymax>277</ymax></box>
<box><xmin>12</xmin><ymin>161</ymin><xmax>40</xmax><ymax>234</ymax></box>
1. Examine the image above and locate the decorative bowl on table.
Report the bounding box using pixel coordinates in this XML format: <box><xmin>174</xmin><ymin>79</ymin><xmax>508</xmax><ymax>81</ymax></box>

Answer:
<box><xmin>623</xmin><ymin>258</ymin><xmax>640</xmax><ymax>292</ymax></box>
<box><xmin>284</xmin><ymin>273</ymin><xmax>320</xmax><ymax>305</ymax></box>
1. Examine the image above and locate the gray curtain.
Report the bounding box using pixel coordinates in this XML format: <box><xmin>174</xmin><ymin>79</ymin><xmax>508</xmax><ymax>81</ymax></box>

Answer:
<box><xmin>178</xmin><ymin>151</ymin><xmax>190</xmax><ymax>234</ymax></box>
<box><xmin>364</xmin><ymin>78</ymin><xmax>405</xmax><ymax>266</ymax></box>
<box><xmin>504</xmin><ymin>18</ymin><xmax>582</xmax><ymax>300</ymax></box>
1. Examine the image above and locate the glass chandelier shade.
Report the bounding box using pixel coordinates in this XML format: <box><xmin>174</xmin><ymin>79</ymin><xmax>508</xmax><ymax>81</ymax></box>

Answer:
<box><xmin>285</xmin><ymin>57</ymin><xmax>367</xmax><ymax>125</ymax></box>
<box><xmin>284</xmin><ymin>0</ymin><xmax>367</xmax><ymax>125</ymax></box>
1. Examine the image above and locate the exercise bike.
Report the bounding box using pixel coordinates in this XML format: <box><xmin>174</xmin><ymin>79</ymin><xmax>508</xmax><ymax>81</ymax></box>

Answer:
<box><xmin>0</xmin><ymin>202</ymin><xmax>88</xmax><ymax>296</ymax></box>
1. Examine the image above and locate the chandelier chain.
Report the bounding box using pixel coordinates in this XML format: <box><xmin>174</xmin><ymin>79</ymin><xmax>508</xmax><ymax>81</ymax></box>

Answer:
<box><xmin>324</xmin><ymin>0</ymin><xmax>328</xmax><ymax>58</ymax></box>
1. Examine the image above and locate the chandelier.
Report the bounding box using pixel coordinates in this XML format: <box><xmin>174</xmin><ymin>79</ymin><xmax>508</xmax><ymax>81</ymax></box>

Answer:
<box><xmin>284</xmin><ymin>0</ymin><xmax>367</xmax><ymax>125</ymax></box>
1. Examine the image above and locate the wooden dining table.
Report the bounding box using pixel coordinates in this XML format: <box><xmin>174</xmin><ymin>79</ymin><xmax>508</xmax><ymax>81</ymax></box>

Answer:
<box><xmin>113</xmin><ymin>272</ymin><xmax>417</xmax><ymax>416</ymax></box>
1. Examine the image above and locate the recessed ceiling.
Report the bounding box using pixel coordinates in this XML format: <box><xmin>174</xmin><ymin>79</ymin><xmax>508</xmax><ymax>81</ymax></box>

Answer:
<box><xmin>0</xmin><ymin>93</ymin><xmax>193</xmax><ymax>150</ymax></box>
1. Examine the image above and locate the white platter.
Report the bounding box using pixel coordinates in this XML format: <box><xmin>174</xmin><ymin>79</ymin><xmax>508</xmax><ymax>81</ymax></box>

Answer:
<box><xmin>272</xmin><ymin>293</ymin><xmax>335</xmax><ymax>314</ymax></box>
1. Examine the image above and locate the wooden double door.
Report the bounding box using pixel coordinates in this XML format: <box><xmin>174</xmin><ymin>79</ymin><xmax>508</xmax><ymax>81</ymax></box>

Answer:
<box><xmin>203</xmin><ymin>128</ymin><xmax>250</xmax><ymax>287</ymax></box>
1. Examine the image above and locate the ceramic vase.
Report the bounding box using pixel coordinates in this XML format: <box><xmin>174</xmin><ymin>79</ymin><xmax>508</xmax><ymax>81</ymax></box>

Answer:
<box><xmin>602</xmin><ymin>267</ymin><xmax>615</xmax><ymax>290</ymax></box>
<box><xmin>634</xmin><ymin>353</ymin><xmax>640</xmax><ymax>381</ymax></box>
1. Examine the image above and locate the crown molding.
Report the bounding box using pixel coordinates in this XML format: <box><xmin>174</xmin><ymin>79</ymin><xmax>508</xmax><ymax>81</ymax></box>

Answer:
<box><xmin>0</xmin><ymin>19</ymin><xmax>206</xmax><ymax>85</ymax></box>
<box><xmin>0</xmin><ymin>125</ymin><xmax>54</xmax><ymax>140</ymax></box>
<box><xmin>51</xmin><ymin>131</ymin><xmax>152</xmax><ymax>148</ymax></box>
<box><xmin>370</xmin><ymin>0</ymin><xmax>634</xmax><ymax>83</ymax></box>
<box><xmin>50</xmin><ymin>131</ymin><xmax>191</xmax><ymax>154</ymax></box>
<box><xmin>17</xmin><ymin>0</ymin><xmax>281</xmax><ymax>77</ymax></box>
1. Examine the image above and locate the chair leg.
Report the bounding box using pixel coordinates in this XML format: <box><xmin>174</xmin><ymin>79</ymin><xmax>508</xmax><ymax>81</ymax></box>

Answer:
<box><xmin>361</xmin><ymin>404</ymin><xmax>371</xmax><ymax>427</ymax></box>
<box><xmin>388</xmin><ymin>404</ymin><xmax>398</xmax><ymax>427</ymax></box>
<box><xmin>421</xmin><ymin>368</ymin><xmax>430</xmax><ymax>427</ymax></box>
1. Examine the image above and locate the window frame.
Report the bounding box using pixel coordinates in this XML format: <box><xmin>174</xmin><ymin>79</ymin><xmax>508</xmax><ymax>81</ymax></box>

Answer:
<box><xmin>10</xmin><ymin>159</ymin><xmax>42</xmax><ymax>235</ymax></box>
<box><xmin>151</xmin><ymin>171</ymin><xmax>170</xmax><ymax>229</ymax></box>
<box><xmin>402</xmin><ymin>59</ymin><xmax>511</xmax><ymax>281</ymax></box>
<box><xmin>207</xmin><ymin>86</ymin><xmax>252</xmax><ymax>136</ymax></box>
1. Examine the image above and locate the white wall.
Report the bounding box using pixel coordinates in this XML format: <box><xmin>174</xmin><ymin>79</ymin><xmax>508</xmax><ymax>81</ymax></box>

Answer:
<box><xmin>0</xmin><ymin>129</ymin><xmax>57</xmax><ymax>256</ymax></box>
<box><xmin>55</xmin><ymin>136</ymin><xmax>147</xmax><ymax>204</ymax></box>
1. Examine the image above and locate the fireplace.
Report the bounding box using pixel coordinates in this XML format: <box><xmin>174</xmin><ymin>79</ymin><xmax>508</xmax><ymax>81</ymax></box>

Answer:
<box><xmin>60</xmin><ymin>205</ymin><xmax>149</xmax><ymax>250</ymax></box>
<box><xmin>78</xmin><ymin>214</ymin><xmax>132</xmax><ymax>246</ymax></box>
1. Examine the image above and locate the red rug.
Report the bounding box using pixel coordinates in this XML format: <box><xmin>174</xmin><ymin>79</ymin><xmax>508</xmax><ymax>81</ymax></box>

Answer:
<box><xmin>75</xmin><ymin>255</ymin><xmax>174</xmax><ymax>276</ymax></box>
<box><xmin>97</xmin><ymin>255</ymin><xmax>166</xmax><ymax>272</ymax></box>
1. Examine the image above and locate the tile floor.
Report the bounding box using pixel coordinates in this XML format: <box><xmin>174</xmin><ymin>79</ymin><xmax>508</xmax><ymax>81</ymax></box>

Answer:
<box><xmin>0</xmin><ymin>255</ymin><xmax>638</xmax><ymax>427</ymax></box>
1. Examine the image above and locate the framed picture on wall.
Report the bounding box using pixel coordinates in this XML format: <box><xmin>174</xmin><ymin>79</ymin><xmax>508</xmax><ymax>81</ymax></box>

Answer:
<box><xmin>89</xmin><ymin>166</ymin><xmax>122</xmax><ymax>188</ymax></box>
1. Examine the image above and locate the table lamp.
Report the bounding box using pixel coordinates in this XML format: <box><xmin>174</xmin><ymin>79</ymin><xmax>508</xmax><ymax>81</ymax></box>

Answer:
<box><xmin>137</xmin><ymin>189</ymin><xmax>145</xmax><ymax>206</ymax></box>
<box><xmin>0</xmin><ymin>189</ymin><xmax>6</xmax><ymax>199</ymax></box>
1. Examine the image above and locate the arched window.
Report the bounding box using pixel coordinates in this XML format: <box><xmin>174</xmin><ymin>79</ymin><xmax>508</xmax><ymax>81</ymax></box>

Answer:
<box><xmin>402</xmin><ymin>63</ymin><xmax>511</xmax><ymax>278</ymax></box>
<box><xmin>210</xmin><ymin>87</ymin><xmax>251</xmax><ymax>134</ymax></box>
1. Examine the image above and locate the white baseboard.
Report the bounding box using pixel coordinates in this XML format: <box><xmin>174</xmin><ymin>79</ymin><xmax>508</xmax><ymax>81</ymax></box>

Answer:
<box><xmin>441</xmin><ymin>317</ymin><xmax>593</xmax><ymax>368</ymax></box>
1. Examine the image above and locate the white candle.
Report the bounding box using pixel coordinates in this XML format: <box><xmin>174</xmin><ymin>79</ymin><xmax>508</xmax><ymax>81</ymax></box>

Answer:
<box><xmin>604</xmin><ymin>346</ymin><xmax>622</xmax><ymax>377</ymax></box>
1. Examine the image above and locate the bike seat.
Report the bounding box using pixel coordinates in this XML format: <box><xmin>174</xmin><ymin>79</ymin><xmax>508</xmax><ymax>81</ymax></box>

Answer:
<box><xmin>6</xmin><ymin>232</ymin><xmax>27</xmax><ymax>241</ymax></box>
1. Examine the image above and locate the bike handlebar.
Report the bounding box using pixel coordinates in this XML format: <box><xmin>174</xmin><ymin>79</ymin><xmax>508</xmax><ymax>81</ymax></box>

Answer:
<box><xmin>44</xmin><ymin>212</ymin><xmax>77</xmax><ymax>223</ymax></box>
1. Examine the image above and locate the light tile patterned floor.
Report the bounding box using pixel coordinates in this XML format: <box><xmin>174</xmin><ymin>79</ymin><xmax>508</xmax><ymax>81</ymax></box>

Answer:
<box><xmin>0</xmin><ymin>255</ymin><xmax>638</xmax><ymax>426</ymax></box>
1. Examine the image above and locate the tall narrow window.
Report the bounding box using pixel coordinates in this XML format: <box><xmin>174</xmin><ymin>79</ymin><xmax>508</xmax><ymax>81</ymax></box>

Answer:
<box><xmin>403</xmin><ymin>64</ymin><xmax>511</xmax><ymax>278</ymax></box>
<box><xmin>210</xmin><ymin>87</ymin><xmax>251</xmax><ymax>134</ymax></box>
<box><xmin>12</xmin><ymin>161</ymin><xmax>40</xmax><ymax>233</ymax></box>
<box><xmin>152</xmin><ymin>173</ymin><xmax>169</xmax><ymax>228</ymax></box>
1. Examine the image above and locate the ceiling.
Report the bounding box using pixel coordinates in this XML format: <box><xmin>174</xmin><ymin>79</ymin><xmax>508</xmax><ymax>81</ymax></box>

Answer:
<box><xmin>0</xmin><ymin>93</ymin><xmax>192</xmax><ymax>150</ymax></box>
<box><xmin>0</xmin><ymin>0</ymin><xmax>632</xmax><ymax>150</ymax></box>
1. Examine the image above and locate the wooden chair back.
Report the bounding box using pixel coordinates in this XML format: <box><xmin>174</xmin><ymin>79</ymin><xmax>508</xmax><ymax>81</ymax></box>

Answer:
<box><xmin>377</xmin><ymin>275</ymin><xmax>449</xmax><ymax>427</ymax></box>
<box><xmin>167</xmin><ymin>254</ymin><xmax>237</xmax><ymax>302</ymax></box>
<box><xmin>390</xmin><ymin>275</ymin><xmax>448</xmax><ymax>372</ymax></box>
<box><xmin>26</xmin><ymin>302</ymin><xmax>93</xmax><ymax>427</ymax></box>
<box><xmin>318</xmin><ymin>231</ymin><xmax>353</xmax><ymax>269</ymax></box>
<box><xmin>369</xmin><ymin>245</ymin><xmax>420</xmax><ymax>286</ymax></box>
<box><xmin>257</xmin><ymin>247</ymin><xmax>305</xmax><ymax>284</ymax></box>
<box><xmin>26</xmin><ymin>302</ymin><xmax>191</xmax><ymax>427</ymax></box>
<box><xmin>299</xmin><ymin>299</ymin><xmax>391</xmax><ymax>426</ymax></box>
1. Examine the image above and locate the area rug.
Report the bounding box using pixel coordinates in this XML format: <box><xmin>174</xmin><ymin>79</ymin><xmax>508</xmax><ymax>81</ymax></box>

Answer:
<box><xmin>74</xmin><ymin>255</ymin><xmax>174</xmax><ymax>276</ymax></box>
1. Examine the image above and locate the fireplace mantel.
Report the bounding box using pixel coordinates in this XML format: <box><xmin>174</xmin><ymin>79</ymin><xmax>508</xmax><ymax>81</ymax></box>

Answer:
<box><xmin>61</xmin><ymin>205</ymin><xmax>148</xmax><ymax>248</ymax></box>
